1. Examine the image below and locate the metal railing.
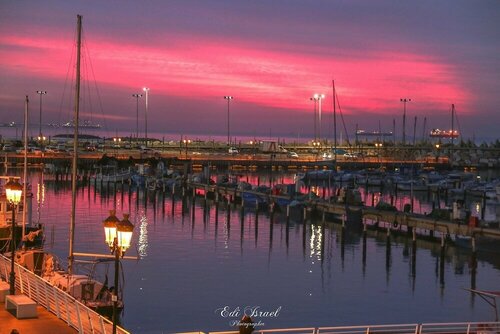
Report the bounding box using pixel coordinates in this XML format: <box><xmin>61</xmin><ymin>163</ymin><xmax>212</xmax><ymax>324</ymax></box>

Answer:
<box><xmin>0</xmin><ymin>254</ymin><xmax>130</xmax><ymax>334</ymax></box>
<box><xmin>208</xmin><ymin>322</ymin><xmax>500</xmax><ymax>334</ymax></box>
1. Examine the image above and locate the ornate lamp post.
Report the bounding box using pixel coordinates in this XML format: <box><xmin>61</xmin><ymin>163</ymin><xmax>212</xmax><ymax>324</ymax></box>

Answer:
<box><xmin>5</xmin><ymin>178</ymin><xmax>23</xmax><ymax>295</ymax></box>
<box><xmin>103</xmin><ymin>210</ymin><xmax>134</xmax><ymax>334</ymax></box>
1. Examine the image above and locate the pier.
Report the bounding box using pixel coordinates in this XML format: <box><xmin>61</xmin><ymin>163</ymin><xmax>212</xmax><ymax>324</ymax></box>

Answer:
<box><xmin>186</xmin><ymin>182</ymin><xmax>500</xmax><ymax>248</ymax></box>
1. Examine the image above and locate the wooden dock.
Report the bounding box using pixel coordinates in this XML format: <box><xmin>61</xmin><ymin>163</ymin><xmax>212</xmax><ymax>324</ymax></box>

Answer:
<box><xmin>0</xmin><ymin>295</ymin><xmax>77</xmax><ymax>334</ymax></box>
<box><xmin>186</xmin><ymin>182</ymin><xmax>500</xmax><ymax>249</ymax></box>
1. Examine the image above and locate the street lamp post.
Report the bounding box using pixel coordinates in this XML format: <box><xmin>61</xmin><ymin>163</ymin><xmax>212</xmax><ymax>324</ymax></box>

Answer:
<box><xmin>143</xmin><ymin>87</ymin><xmax>150</xmax><ymax>147</ymax></box>
<box><xmin>36</xmin><ymin>90</ymin><xmax>47</xmax><ymax>147</ymax></box>
<box><xmin>5</xmin><ymin>178</ymin><xmax>23</xmax><ymax>295</ymax></box>
<box><xmin>315</xmin><ymin>94</ymin><xmax>325</xmax><ymax>143</ymax></box>
<box><xmin>310</xmin><ymin>96</ymin><xmax>318</xmax><ymax>142</ymax></box>
<box><xmin>224</xmin><ymin>96</ymin><xmax>233</xmax><ymax>146</ymax></box>
<box><xmin>36</xmin><ymin>90</ymin><xmax>47</xmax><ymax>138</ymax></box>
<box><xmin>435</xmin><ymin>143</ymin><xmax>440</xmax><ymax>163</ymax></box>
<box><xmin>103</xmin><ymin>210</ymin><xmax>134</xmax><ymax>334</ymax></box>
<box><xmin>375</xmin><ymin>142</ymin><xmax>383</xmax><ymax>165</ymax></box>
<box><xmin>400</xmin><ymin>98</ymin><xmax>411</xmax><ymax>145</ymax></box>
<box><xmin>183</xmin><ymin>139</ymin><xmax>191</xmax><ymax>157</ymax></box>
<box><xmin>132</xmin><ymin>94</ymin><xmax>143</xmax><ymax>142</ymax></box>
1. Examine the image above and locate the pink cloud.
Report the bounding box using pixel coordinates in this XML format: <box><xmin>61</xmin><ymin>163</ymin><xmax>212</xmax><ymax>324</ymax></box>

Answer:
<box><xmin>0</xmin><ymin>31</ymin><xmax>469</xmax><ymax>118</ymax></box>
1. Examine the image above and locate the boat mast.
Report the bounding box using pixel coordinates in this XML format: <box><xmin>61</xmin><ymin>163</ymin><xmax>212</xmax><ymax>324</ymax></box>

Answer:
<box><xmin>332</xmin><ymin>79</ymin><xmax>337</xmax><ymax>164</ymax></box>
<box><xmin>451</xmin><ymin>104</ymin><xmax>455</xmax><ymax>146</ymax></box>
<box><xmin>22</xmin><ymin>96</ymin><xmax>29</xmax><ymax>239</ymax></box>
<box><xmin>68</xmin><ymin>14</ymin><xmax>82</xmax><ymax>275</ymax></box>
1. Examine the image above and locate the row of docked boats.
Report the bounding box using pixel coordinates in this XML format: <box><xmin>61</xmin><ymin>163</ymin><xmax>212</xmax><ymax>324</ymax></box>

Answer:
<box><xmin>299</xmin><ymin>169</ymin><xmax>500</xmax><ymax>200</ymax></box>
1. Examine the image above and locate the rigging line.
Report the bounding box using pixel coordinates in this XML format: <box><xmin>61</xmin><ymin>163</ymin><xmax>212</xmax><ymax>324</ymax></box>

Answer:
<box><xmin>81</xmin><ymin>33</ymin><xmax>96</xmax><ymax>126</ymax></box>
<box><xmin>57</xmin><ymin>30</ymin><xmax>78</xmax><ymax>127</ymax></box>
<box><xmin>82</xmin><ymin>44</ymin><xmax>95</xmax><ymax>133</ymax></box>
<box><xmin>335</xmin><ymin>92</ymin><xmax>351</xmax><ymax>147</ymax></box>
<box><xmin>83</xmin><ymin>28</ymin><xmax>110</xmax><ymax>137</ymax></box>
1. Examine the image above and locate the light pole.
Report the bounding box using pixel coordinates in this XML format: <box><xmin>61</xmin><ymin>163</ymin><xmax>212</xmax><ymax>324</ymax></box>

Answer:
<box><xmin>5</xmin><ymin>178</ymin><xmax>23</xmax><ymax>295</ymax></box>
<box><xmin>400</xmin><ymin>98</ymin><xmax>411</xmax><ymax>145</ymax></box>
<box><xmin>183</xmin><ymin>138</ymin><xmax>191</xmax><ymax>157</ymax></box>
<box><xmin>435</xmin><ymin>143</ymin><xmax>440</xmax><ymax>163</ymax></box>
<box><xmin>224</xmin><ymin>96</ymin><xmax>233</xmax><ymax>145</ymax></box>
<box><xmin>132</xmin><ymin>93</ymin><xmax>143</xmax><ymax>142</ymax></box>
<box><xmin>36</xmin><ymin>90</ymin><xmax>47</xmax><ymax>147</ymax></box>
<box><xmin>315</xmin><ymin>94</ymin><xmax>325</xmax><ymax>143</ymax></box>
<box><xmin>103</xmin><ymin>210</ymin><xmax>134</xmax><ymax>334</ymax></box>
<box><xmin>143</xmin><ymin>87</ymin><xmax>150</xmax><ymax>147</ymax></box>
<box><xmin>310</xmin><ymin>96</ymin><xmax>318</xmax><ymax>142</ymax></box>
<box><xmin>375</xmin><ymin>142</ymin><xmax>383</xmax><ymax>165</ymax></box>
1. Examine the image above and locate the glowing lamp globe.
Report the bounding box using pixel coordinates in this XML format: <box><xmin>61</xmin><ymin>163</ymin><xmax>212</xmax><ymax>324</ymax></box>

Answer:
<box><xmin>5</xmin><ymin>179</ymin><xmax>23</xmax><ymax>205</ymax></box>
<box><xmin>117</xmin><ymin>213</ymin><xmax>134</xmax><ymax>254</ymax></box>
<box><xmin>103</xmin><ymin>210</ymin><xmax>120</xmax><ymax>250</ymax></box>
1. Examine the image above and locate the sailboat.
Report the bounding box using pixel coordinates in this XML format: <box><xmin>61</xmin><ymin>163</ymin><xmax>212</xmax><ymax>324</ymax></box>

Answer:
<box><xmin>1</xmin><ymin>97</ymin><xmax>44</xmax><ymax>252</ymax></box>
<box><xmin>15</xmin><ymin>15</ymin><xmax>123</xmax><ymax>318</ymax></box>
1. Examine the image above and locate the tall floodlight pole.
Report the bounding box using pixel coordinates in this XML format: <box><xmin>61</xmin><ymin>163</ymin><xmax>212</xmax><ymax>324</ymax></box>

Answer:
<box><xmin>310</xmin><ymin>96</ymin><xmax>318</xmax><ymax>142</ymax></box>
<box><xmin>224</xmin><ymin>96</ymin><xmax>233</xmax><ymax>145</ymax></box>
<box><xmin>316</xmin><ymin>93</ymin><xmax>325</xmax><ymax>143</ymax></box>
<box><xmin>36</xmin><ymin>90</ymin><xmax>47</xmax><ymax>139</ymax></box>
<box><xmin>400</xmin><ymin>98</ymin><xmax>411</xmax><ymax>145</ymax></box>
<box><xmin>143</xmin><ymin>87</ymin><xmax>150</xmax><ymax>146</ymax></box>
<box><xmin>132</xmin><ymin>93</ymin><xmax>143</xmax><ymax>140</ymax></box>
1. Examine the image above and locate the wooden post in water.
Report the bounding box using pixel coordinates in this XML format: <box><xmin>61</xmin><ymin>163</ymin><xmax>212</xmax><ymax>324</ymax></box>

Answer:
<box><xmin>214</xmin><ymin>192</ymin><xmax>219</xmax><ymax>223</ymax></box>
<box><xmin>254</xmin><ymin>199</ymin><xmax>259</xmax><ymax>244</ymax></box>
<box><xmin>226</xmin><ymin>197</ymin><xmax>231</xmax><ymax>230</ymax></box>
<box><xmin>286</xmin><ymin>205</ymin><xmax>290</xmax><ymax>226</ymax></box>
<box><xmin>269</xmin><ymin>201</ymin><xmax>275</xmax><ymax>225</ymax></box>
<box><xmin>171</xmin><ymin>185</ymin><xmax>176</xmax><ymax>216</ymax></box>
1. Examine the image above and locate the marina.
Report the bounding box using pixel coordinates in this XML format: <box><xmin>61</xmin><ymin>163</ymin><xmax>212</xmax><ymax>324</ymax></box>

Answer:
<box><xmin>1</xmin><ymin>2</ymin><xmax>500</xmax><ymax>333</ymax></box>
<box><xmin>1</xmin><ymin>165</ymin><xmax>499</xmax><ymax>332</ymax></box>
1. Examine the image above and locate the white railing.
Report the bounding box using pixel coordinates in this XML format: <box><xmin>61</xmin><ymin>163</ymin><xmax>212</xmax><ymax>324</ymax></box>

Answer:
<box><xmin>0</xmin><ymin>254</ymin><xmax>130</xmax><ymax>334</ymax></box>
<box><xmin>317</xmin><ymin>324</ymin><xmax>419</xmax><ymax>334</ymax></box>
<box><xmin>209</xmin><ymin>322</ymin><xmax>500</xmax><ymax>334</ymax></box>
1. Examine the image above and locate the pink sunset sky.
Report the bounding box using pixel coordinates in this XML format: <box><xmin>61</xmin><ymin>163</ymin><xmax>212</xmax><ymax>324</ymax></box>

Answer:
<box><xmin>0</xmin><ymin>1</ymin><xmax>499</xmax><ymax>141</ymax></box>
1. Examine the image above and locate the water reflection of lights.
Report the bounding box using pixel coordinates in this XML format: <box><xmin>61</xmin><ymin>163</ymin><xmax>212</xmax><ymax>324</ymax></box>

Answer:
<box><xmin>310</xmin><ymin>186</ymin><xmax>320</xmax><ymax>197</ymax></box>
<box><xmin>36</xmin><ymin>181</ymin><xmax>45</xmax><ymax>224</ymax></box>
<box><xmin>309</xmin><ymin>226</ymin><xmax>323</xmax><ymax>261</ymax></box>
<box><xmin>223</xmin><ymin>219</ymin><xmax>229</xmax><ymax>249</ymax></box>
<box><xmin>36</xmin><ymin>182</ymin><xmax>45</xmax><ymax>204</ymax></box>
<box><xmin>137</xmin><ymin>213</ymin><xmax>148</xmax><ymax>258</ymax></box>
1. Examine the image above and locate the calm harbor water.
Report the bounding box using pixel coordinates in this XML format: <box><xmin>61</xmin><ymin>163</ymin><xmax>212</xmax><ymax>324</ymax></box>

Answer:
<box><xmin>18</xmin><ymin>170</ymin><xmax>500</xmax><ymax>333</ymax></box>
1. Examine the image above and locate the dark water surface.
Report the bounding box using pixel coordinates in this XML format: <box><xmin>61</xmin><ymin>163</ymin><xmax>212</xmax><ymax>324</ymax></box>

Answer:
<box><xmin>25</xmin><ymin>170</ymin><xmax>500</xmax><ymax>333</ymax></box>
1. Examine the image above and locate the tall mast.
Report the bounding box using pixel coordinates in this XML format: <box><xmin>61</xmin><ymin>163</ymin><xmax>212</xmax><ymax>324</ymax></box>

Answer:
<box><xmin>413</xmin><ymin>116</ymin><xmax>417</xmax><ymax>146</ymax></box>
<box><xmin>332</xmin><ymin>80</ymin><xmax>337</xmax><ymax>163</ymax></box>
<box><xmin>422</xmin><ymin>117</ymin><xmax>427</xmax><ymax>144</ymax></box>
<box><xmin>22</xmin><ymin>96</ymin><xmax>29</xmax><ymax>239</ymax></box>
<box><xmin>392</xmin><ymin>118</ymin><xmax>396</xmax><ymax>145</ymax></box>
<box><xmin>68</xmin><ymin>14</ymin><xmax>82</xmax><ymax>275</ymax></box>
<box><xmin>451</xmin><ymin>104</ymin><xmax>455</xmax><ymax>146</ymax></box>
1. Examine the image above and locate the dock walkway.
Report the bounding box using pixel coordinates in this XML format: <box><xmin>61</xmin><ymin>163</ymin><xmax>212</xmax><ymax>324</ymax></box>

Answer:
<box><xmin>0</xmin><ymin>299</ymin><xmax>77</xmax><ymax>334</ymax></box>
